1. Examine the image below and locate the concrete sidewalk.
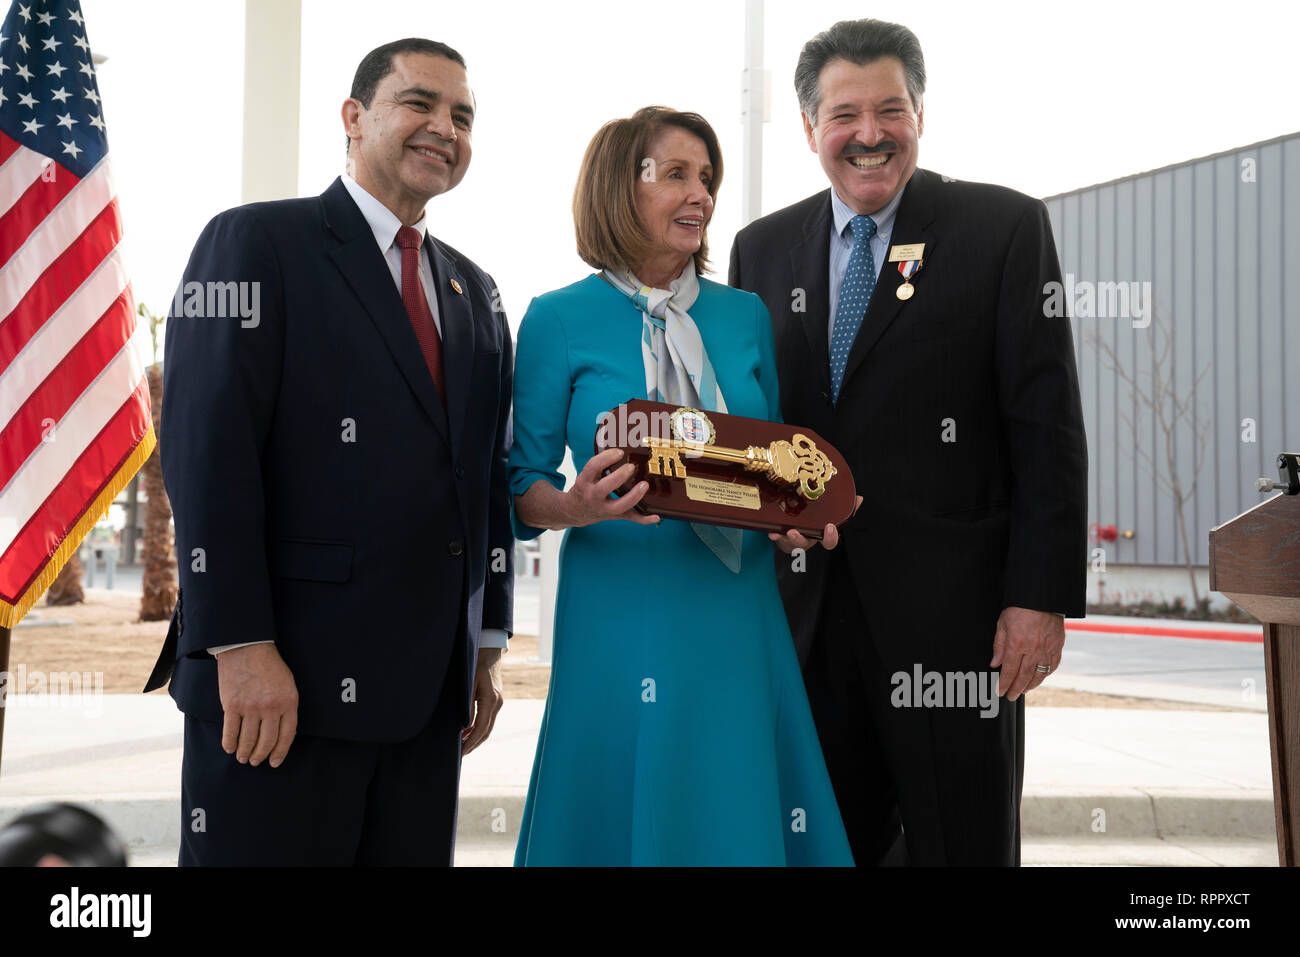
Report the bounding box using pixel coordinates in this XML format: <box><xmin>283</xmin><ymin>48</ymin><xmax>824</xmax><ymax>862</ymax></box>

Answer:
<box><xmin>0</xmin><ymin>693</ymin><xmax>1279</xmax><ymax>867</ymax></box>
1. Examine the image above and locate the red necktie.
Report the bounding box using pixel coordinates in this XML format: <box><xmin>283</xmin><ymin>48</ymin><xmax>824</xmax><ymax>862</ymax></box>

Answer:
<box><xmin>395</xmin><ymin>225</ymin><xmax>446</xmax><ymax>405</ymax></box>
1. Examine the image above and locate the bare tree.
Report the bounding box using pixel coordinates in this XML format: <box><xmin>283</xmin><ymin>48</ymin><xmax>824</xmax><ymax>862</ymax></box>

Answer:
<box><xmin>1087</xmin><ymin>312</ymin><xmax>1212</xmax><ymax>607</ymax></box>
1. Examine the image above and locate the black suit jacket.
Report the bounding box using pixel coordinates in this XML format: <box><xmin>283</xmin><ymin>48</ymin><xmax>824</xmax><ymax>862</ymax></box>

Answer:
<box><xmin>145</xmin><ymin>177</ymin><xmax>514</xmax><ymax>742</ymax></box>
<box><xmin>730</xmin><ymin>169</ymin><xmax>1087</xmax><ymax>672</ymax></box>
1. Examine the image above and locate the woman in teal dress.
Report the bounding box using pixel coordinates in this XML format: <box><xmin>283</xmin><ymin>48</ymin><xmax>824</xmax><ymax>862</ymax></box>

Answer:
<box><xmin>510</xmin><ymin>107</ymin><xmax>853</xmax><ymax>866</ymax></box>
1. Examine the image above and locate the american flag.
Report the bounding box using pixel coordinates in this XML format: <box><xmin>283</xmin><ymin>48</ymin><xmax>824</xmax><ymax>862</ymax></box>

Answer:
<box><xmin>0</xmin><ymin>0</ymin><xmax>153</xmax><ymax>626</ymax></box>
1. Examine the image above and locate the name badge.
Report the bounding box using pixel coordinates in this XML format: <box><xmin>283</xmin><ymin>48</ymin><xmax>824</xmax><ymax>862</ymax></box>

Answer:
<box><xmin>888</xmin><ymin>243</ymin><xmax>926</xmax><ymax>262</ymax></box>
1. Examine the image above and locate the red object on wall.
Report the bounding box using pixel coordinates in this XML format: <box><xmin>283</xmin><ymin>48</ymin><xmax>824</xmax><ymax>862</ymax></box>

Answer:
<box><xmin>1089</xmin><ymin>522</ymin><xmax>1119</xmax><ymax>544</ymax></box>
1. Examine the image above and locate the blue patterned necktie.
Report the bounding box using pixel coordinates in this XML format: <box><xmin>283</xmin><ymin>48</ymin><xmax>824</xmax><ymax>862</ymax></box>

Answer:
<box><xmin>829</xmin><ymin>214</ymin><xmax>877</xmax><ymax>403</ymax></box>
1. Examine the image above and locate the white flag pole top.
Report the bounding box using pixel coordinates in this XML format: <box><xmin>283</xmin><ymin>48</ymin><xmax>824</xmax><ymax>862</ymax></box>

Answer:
<box><xmin>741</xmin><ymin>0</ymin><xmax>768</xmax><ymax>227</ymax></box>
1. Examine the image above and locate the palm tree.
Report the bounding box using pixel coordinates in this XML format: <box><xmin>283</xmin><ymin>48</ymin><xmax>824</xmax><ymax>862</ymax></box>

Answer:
<box><xmin>45</xmin><ymin>553</ymin><xmax>85</xmax><ymax>606</ymax></box>
<box><xmin>138</xmin><ymin>303</ymin><xmax>177</xmax><ymax>622</ymax></box>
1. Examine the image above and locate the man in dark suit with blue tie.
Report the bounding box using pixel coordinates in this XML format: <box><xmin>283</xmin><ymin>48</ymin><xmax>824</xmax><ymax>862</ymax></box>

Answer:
<box><xmin>145</xmin><ymin>38</ymin><xmax>514</xmax><ymax>865</ymax></box>
<box><xmin>730</xmin><ymin>19</ymin><xmax>1087</xmax><ymax>865</ymax></box>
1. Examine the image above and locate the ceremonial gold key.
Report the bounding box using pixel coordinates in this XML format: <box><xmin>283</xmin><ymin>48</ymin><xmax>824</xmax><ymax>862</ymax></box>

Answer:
<box><xmin>642</xmin><ymin>434</ymin><xmax>836</xmax><ymax>500</ymax></box>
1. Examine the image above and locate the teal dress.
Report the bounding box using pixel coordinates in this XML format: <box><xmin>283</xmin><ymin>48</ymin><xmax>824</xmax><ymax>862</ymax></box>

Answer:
<box><xmin>510</xmin><ymin>274</ymin><xmax>854</xmax><ymax>866</ymax></box>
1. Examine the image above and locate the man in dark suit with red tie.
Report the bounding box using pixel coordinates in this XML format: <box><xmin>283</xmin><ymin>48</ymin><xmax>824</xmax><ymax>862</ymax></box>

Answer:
<box><xmin>729</xmin><ymin>19</ymin><xmax>1087</xmax><ymax>865</ymax></box>
<box><xmin>146</xmin><ymin>38</ymin><xmax>514</xmax><ymax>865</ymax></box>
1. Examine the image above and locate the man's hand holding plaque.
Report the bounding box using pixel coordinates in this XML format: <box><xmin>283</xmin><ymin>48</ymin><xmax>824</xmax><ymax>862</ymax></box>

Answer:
<box><xmin>593</xmin><ymin>399</ymin><xmax>858</xmax><ymax>540</ymax></box>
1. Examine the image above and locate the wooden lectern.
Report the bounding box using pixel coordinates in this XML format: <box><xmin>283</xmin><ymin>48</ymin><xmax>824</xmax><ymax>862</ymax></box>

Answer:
<box><xmin>1209</xmin><ymin>453</ymin><xmax>1300</xmax><ymax>866</ymax></box>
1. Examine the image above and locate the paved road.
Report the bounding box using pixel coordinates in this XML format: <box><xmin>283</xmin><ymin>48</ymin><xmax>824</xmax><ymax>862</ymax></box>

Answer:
<box><xmin>1058</xmin><ymin>618</ymin><xmax>1266</xmax><ymax>709</ymax></box>
<box><xmin>1061</xmin><ymin>632</ymin><xmax>1264</xmax><ymax>691</ymax></box>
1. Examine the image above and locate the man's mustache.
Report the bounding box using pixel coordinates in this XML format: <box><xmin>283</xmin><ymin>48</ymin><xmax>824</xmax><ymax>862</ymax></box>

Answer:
<box><xmin>842</xmin><ymin>142</ymin><xmax>898</xmax><ymax>156</ymax></box>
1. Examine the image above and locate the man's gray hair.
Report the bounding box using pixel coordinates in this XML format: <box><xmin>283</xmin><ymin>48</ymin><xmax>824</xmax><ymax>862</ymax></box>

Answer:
<box><xmin>794</xmin><ymin>19</ymin><xmax>926</xmax><ymax>123</ymax></box>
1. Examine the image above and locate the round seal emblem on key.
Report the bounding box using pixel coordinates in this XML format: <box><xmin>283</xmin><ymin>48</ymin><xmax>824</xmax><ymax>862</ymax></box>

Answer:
<box><xmin>670</xmin><ymin>407</ymin><xmax>716</xmax><ymax>446</ymax></box>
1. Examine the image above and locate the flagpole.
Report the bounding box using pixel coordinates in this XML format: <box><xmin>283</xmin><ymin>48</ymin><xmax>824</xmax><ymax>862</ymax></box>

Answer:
<box><xmin>741</xmin><ymin>0</ymin><xmax>767</xmax><ymax>226</ymax></box>
<box><xmin>0</xmin><ymin>625</ymin><xmax>10</xmax><ymax>779</ymax></box>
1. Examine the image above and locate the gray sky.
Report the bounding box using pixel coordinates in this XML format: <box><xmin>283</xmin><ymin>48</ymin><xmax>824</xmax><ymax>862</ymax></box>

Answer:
<box><xmin>82</xmin><ymin>0</ymin><xmax>1300</xmax><ymax>337</ymax></box>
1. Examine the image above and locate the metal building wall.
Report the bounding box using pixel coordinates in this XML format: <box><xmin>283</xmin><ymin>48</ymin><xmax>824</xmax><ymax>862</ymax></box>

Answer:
<box><xmin>1043</xmin><ymin>131</ymin><xmax>1300</xmax><ymax>566</ymax></box>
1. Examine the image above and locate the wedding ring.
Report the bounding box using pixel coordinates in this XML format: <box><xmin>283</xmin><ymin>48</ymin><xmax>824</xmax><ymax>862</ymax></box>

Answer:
<box><xmin>1034</xmin><ymin>664</ymin><xmax>1051</xmax><ymax>674</ymax></box>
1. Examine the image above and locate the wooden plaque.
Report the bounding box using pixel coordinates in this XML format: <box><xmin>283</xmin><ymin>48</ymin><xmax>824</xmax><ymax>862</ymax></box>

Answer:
<box><xmin>593</xmin><ymin>399</ymin><xmax>856</xmax><ymax>540</ymax></box>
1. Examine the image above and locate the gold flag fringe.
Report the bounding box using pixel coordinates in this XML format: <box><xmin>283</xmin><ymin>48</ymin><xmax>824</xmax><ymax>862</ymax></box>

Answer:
<box><xmin>0</xmin><ymin>425</ymin><xmax>157</xmax><ymax>629</ymax></box>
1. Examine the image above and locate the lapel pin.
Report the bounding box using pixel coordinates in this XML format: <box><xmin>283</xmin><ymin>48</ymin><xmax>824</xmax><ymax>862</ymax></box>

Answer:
<box><xmin>449</xmin><ymin>278</ymin><xmax>463</xmax><ymax>295</ymax></box>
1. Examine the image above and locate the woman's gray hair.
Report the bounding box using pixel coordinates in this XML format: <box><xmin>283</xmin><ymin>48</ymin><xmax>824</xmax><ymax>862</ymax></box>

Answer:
<box><xmin>794</xmin><ymin>19</ymin><xmax>926</xmax><ymax>123</ymax></box>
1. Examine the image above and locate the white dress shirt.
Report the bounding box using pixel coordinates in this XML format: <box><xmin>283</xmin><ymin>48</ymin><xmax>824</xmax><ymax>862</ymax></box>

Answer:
<box><xmin>209</xmin><ymin>174</ymin><xmax>507</xmax><ymax>655</ymax></box>
<box><xmin>340</xmin><ymin>172</ymin><xmax>444</xmax><ymax>336</ymax></box>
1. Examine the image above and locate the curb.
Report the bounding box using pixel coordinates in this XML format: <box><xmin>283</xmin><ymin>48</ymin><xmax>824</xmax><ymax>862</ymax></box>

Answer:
<box><xmin>1020</xmin><ymin>787</ymin><xmax>1276</xmax><ymax>839</ymax></box>
<box><xmin>3</xmin><ymin>787</ymin><xmax>1277</xmax><ymax>852</ymax></box>
<box><xmin>0</xmin><ymin>793</ymin><xmax>181</xmax><ymax>853</ymax></box>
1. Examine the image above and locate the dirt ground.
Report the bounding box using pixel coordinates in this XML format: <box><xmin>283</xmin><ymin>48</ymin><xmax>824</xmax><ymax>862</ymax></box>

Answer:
<box><xmin>4</xmin><ymin>592</ymin><xmax>1245</xmax><ymax>711</ymax></box>
<box><xmin>5</xmin><ymin>593</ymin><xmax>556</xmax><ymax>698</ymax></box>
<box><xmin>9</xmin><ymin>592</ymin><xmax>175</xmax><ymax>694</ymax></box>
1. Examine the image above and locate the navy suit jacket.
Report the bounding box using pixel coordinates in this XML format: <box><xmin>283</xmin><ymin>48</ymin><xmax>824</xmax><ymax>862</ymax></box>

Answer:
<box><xmin>730</xmin><ymin>169</ymin><xmax>1087</xmax><ymax>670</ymax></box>
<box><xmin>145</xmin><ymin>177</ymin><xmax>514</xmax><ymax>742</ymax></box>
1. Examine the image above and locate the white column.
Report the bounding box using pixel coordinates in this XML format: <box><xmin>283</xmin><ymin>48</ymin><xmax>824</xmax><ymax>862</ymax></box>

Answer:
<box><xmin>534</xmin><ymin>454</ymin><xmax>576</xmax><ymax>664</ymax></box>
<box><xmin>740</xmin><ymin>0</ymin><xmax>769</xmax><ymax>226</ymax></box>
<box><xmin>535</xmin><ymin>532</ymin><xmax>559</xmax><ymax>664</ymax></box>
<box><xmin>241</xmin><ymin>0</ymin><xmax>302</xmax><ymax>203</ymax></box>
